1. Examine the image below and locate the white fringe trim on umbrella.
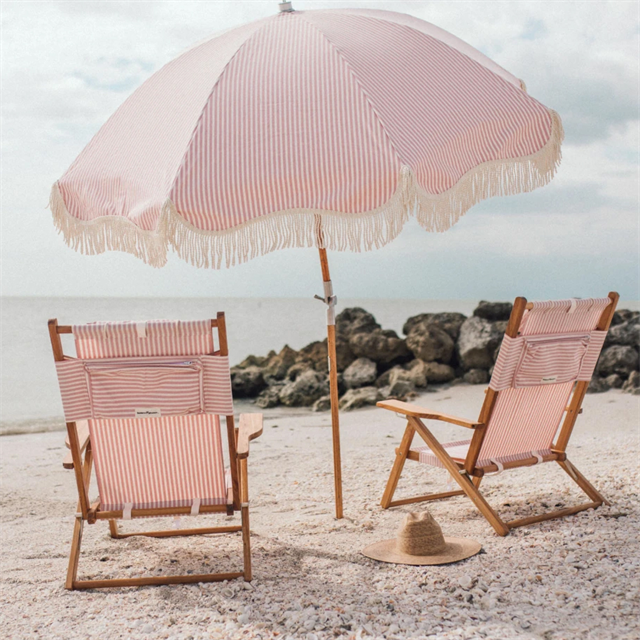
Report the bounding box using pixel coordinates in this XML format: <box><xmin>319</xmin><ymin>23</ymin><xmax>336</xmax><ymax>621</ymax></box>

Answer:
<box><xmin>50</xmin><ymin>109</ymin><xmax>563</xmax><ymax>270</ymax></box>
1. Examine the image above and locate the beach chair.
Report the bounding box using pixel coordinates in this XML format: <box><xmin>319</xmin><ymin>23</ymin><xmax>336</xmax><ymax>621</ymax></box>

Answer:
<box><xmin>48</xmin><ymin>313</ymin><xmax>262</xmax><ymax>589</ymax></box>
<box><xmin>378</xmin><ymin>293</ymin><xmax>618</xmax><ymax>536</ymax></box>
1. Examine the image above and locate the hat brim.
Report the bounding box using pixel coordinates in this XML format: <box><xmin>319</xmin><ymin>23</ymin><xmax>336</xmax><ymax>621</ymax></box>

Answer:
<box><xmin>362</xmin><ymin>537</ymin><xmax>482</xmax><ymax>566</ymax></box>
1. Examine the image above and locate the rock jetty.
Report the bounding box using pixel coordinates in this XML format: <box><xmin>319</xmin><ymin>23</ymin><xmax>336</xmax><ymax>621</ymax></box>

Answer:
<box><xmin>231</xmin><ymin>303</ymin><xmax>640</xmax><ymax>410</ymax></box>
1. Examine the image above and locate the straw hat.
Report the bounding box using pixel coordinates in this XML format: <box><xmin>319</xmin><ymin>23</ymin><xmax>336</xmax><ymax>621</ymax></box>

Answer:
<box><xmin>362</xmin><ymin>511</ymin><xmax>481</xmax><ymax>565</ymax></box>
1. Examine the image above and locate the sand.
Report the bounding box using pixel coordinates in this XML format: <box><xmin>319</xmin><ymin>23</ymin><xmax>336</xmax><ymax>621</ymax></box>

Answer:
<box><xmin>1</xmin><ymin>385</ymin><xmax>638</xmax><ymax>640</ymax></box>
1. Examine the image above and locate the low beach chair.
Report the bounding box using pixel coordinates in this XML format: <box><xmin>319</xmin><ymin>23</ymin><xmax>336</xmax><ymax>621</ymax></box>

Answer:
<box><xmin>48</xmin><ymin>313</ymin><xmax>262</xmax><ymax>589</ymax></box>
<box><xmin>378</xmin><ymin>293</ymin><xmax>619</xmax><ymax>536</ymax></box>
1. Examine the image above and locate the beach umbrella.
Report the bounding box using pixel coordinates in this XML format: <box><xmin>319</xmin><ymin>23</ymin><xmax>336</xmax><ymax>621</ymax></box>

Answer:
<box><xmin>50</xmin><ymin>2</ymin><xmax>564</xmax><ymax>518</ymax></box>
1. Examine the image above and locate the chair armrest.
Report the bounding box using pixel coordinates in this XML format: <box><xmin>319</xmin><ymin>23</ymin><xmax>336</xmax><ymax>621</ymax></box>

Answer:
<box><xmin>376</xmin><ymin>399</ymin><xmax>483</xmax><ymax>429</ymax></box>
<box><xmin>63</xmin><ymin>420</ymin><xmax>90</xmax><ymax>469</ymax></box>
<box><xmin>237</xmin><ymin>413</ymin><xmax>263</xmax><ymax>459</ymax></box>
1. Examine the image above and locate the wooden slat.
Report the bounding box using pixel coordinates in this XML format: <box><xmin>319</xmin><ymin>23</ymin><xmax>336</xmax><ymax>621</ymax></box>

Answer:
<box><xmin>507</xmin><ymin>502</ymin><xmax>600</xmax><ymax>529</ymax></box>
<box><xmin>96</xmin><ymin>504</ymin><xmax>229</xmax><ymax>520</ymax></box>
<box><xmin>237</xmin><ymin>413</ymin><xmax>263</xmax><ymax>459</ymax></box>
<box><xmin>377</xmin><ymin>399</ymin><xmax>482</xmax><ymax>428</ymax></box>
<box><xmin>388</xmin><ymin>490</ymin><xmax>465</xmax><ymax>507</ymax></box>
<box><xmin>73</xmin><ymin>572</ymin><xmax>244</xmax><ymax>590</ymax></box>
<box><xmin>112</xmin><ymin>525</ymin><xmax>242</xmax><ymax>539</ymax></box>
<box><xmin>408</xmin><ymin>416</ymin><xmax>509</xmax><ymax>536</ymax></box>
<box><xmin>64</xmin><ymin>421</ymin><xmax>90</xmax><ymax>468</ymax></box>
<box><xmin>381</xmin><ymin>422</ymin><xmax>415</xmax><ymax>508</ymax></box>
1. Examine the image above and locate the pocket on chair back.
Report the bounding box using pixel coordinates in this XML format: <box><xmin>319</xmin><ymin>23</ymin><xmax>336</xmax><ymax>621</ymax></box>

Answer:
<box><xmin>86</xmin><ymin>357</ymin><xmax>204</xmax><ymax>418</ymax></box>
<box><xmin>514</xmin><ymin>334</ymin><xmax>590</xmax><ymax>387</ymax></box>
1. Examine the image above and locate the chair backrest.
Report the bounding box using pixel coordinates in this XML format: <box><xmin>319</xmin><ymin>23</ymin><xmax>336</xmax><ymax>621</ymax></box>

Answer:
<box><xmin>51</xmin><ymin>316</ymin><xmax>237</xmax><ymax>513</ymax></box>
<box><xmin>474</xmin><ymin>295</ymin><xmax>617</xmax><ymax>467</ymax></box>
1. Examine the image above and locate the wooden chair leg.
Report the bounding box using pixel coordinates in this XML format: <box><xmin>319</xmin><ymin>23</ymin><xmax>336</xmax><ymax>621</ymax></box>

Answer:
<box><xmin>109</xmin><ymin>520</ymin><xmax>119</xmax><ymax>538</ymax></box>
<box><xmin>558</xmin><ymin>459</ymin><xmax>610</xmax><ymax>505</ymax></box>
<box><xmin>65</xmin><ymin>516</ymin><xmax>84</xmax><ymax>590</ymax></box>
<box><xmin>241</xmin><ymin>506</ymin><xmax>252</xmax><ymax>581</ymax></box>
<box><xmin>381</xmin><ymin>423</ymin><xmax>414</xmax><ymax>509</ymax></box>
<box><xmin>408</xmin><ymin>416</ymin><xmax>510</xmax><ymax>536</ymax></box>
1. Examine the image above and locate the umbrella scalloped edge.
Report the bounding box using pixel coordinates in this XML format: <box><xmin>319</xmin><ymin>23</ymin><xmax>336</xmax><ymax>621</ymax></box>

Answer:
<box><xmin>50</xmin><ymin>110</ymin><xmax>563</xmax><ymax>270</ymax></box>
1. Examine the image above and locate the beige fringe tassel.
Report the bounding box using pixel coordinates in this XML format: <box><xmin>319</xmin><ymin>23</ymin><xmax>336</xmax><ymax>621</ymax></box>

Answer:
<box><xmin>49</xmin><ymin>183</ymin><xmax>168</xmax><ymax>267</ymax></box>
<box><xmin>51</xmin><ymin>110</ymin><xmax>563</xmax><ymax>270</ymax></box>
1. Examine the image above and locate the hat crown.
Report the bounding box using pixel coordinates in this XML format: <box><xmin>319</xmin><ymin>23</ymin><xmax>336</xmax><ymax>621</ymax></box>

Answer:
<box><xmin>396</xmin><ymin>511</ymin><xmax>447</xmax><ymax>556</ymax></box>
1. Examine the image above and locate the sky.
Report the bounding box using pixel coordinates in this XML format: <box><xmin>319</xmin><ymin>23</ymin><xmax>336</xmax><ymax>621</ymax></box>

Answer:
<box><xmin>1</xmin><ymin>0</ymin><xmax>638</xmax><ymax>301</ymax></box>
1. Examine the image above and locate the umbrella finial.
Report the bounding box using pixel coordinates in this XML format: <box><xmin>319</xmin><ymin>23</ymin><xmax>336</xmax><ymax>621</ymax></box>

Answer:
<box><xmin>279</xmin><ymin>1</ymin><xmax>294</xmax><ymax>12</ymax></box>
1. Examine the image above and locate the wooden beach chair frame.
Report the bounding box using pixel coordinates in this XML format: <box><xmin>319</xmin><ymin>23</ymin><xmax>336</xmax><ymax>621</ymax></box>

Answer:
<box><xmin>378</xmin><ymin>292</ymin><xmax>619</xmax><ymax>536</ymax></box>
<box><xmin>48</xmin><ymin>313</ymin><xmax>262</xmax><ymax>589</ymax></box>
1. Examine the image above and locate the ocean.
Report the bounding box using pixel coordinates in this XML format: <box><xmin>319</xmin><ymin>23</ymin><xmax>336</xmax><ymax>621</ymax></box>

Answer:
<box><xmin>1</xmin><ymin>296</ymin><xmax>483</xmax><ymax>430</ymax></box>
<box><xmin>3</xmin><ymin>296</ymin><xmax>637</xmax><ymax>432</ymax></box>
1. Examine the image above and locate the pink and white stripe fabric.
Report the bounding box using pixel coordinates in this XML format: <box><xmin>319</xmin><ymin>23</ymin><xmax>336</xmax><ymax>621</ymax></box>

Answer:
<box><xmin>91</xmin><ymin>414</ymin><xmax>229</xmax><ymax>511</ymax></box>
<box><xmin>413</xmin><ymin>297</ymin><xmax>612</xmax><ymax>469</ymax></box>
<box><xmin>55</xmin><ymin>319</ymin><xmax>234</xmax><ymax>511</ymax></box>
<box><xmin>51</xmin><ymin>7</ymin><xmax>562</xmax><ymax>268</ymax></box>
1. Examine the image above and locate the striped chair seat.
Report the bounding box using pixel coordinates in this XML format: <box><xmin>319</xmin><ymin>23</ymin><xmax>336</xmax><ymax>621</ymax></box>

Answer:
<box><xmin>412</xmin><ymin>440</ymin><xmax>553</xmax><ymax>470</ymax></box>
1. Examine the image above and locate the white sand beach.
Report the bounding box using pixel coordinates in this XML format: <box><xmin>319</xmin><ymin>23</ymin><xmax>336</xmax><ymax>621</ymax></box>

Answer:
<box><xmin>1</xmin><ymin>385</ymin><xmax>638</xmax><ymax>640</ymax></box>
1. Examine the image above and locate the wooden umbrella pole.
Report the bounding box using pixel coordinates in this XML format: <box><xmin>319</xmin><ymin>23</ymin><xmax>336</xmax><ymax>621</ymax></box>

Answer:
<box><xmin>317</xmin><ymin>247</ymin><xmax>344</xmax><ymax>519</ymax></box>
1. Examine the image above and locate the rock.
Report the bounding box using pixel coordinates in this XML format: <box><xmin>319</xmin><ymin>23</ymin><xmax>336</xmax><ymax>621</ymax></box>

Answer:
<box><xmin>612</xmin><ymin>309</ymin><xmax>640</xmax><ymax>325</ymax></box>
<box><xmin>375</xmin><ymin>365</ymin><xmax>404</xmax><ymax>388</ymax></box>
<box><xmin>349</xmin><ymin>329</ymin><xmax>411</xmax><ymax>366</ymax></box>
<box><xmin>335</xmin><ymin>307</ymin><xmax>380</xmax><ymax>338</ymax></box>
<box><xmin>386</xmin><ymin>370</ymin><xmax>416</xmax><ymax>400</ymax></box>
<box><xmin>403</xmin><ymin>312</ymin><xmax>467</xmax><ymax>341</ymax></box>
<box><xmin>343</xmin><ymin>358</ymin><xmax>378</xmax><ymax>389</ymax></box>
<box><xmin>419</xmin><ymin>360</ymin><xmax>456</xmax><ymax>383</ymax></box>
<box><xmin>230</xmin><ymin>366</ymin><xmax>267</xmax><ymax>398</ymax></box>
<box><xmin>605</xmin><ymin>319</ymin><xmax>640</xmax><ymax>348</ymax></box>
<box><xmin>298</xmin><ymin>337</ymin><xmax>356</xmax><ymax>373</ymax></box>
<box><xmin>312</xmin><ymin>395</ymin><xmax>331</xmax><ymax>412</ymax></box>
<box><xmin>596</xmin><ymin>345</ymin><xmax>639</xmax><ymax>378</ymax></box>
<box><xmin>255</xmin><ymin>386</ymin><xmax>281</xmax><ymax>408</ymax></box>
<box><xmin>406</xmin><ymin>324</ymin><xmax>454</xmax><ymax>363</ymax></box>
<box><xmin>458</xmin><ymin>575</ymin><xmax>474</xmax><ymax>590</ymax></box>
<box><xmin>279</xmin><ymin>370</ymin><xmax>329</xmax><ymax>407</ymax></box>
<box><xmin>236</xmin><ymin>353</ymin><xmax>270</xmax><ymax>369</ymax></box>
<box><xmin>404</xmin><ymin>359</ymin><xmax>429</xmax><ymax>388</ymax></box>
<box><xmin>287</xmin><ymin>362</ymin><xmax>312</xmax><ymax>381</ymax></box>
<box><xmin>463</xmin><ymin>369</ymin><xmax>489</xmax><ymax>385</ymax></box>
<box><xmin>263</xmin><ymin>345</ymin><xmax>298</xmax><ymax>380</ymax></box>
<box><xmin>473</xmin><ymin>301</ymin><xmax>513</xmax><ymax>322</ymax></box>
<box><xmin>457</xmin><ymin>316</ymin><xmax>503</xmax><ymax>370</ymax></box>
<box><xmin>339</xmin><ymin>386</ymin><xmax>380</xmax><ymax>411</ymax></box>
<box><xmin>604</xmin><ymin>374</ymin><xmax>623</xmax><ymax>389</ymax></box>
<box><xmin>587</xmin><ymin>376</ymin><xmax>610</xmax><ymax>394</ymax></box>
<box><xmin>622</xmin><ymin>370</ymin><xmax>640</xmax><ymax>394</ymax></box>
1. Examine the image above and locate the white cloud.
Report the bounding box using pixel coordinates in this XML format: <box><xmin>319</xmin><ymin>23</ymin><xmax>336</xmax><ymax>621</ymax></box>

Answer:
<box><xmin>1</xmin><ymin>0</ymin><xmax>638</xmax><ymax>300</ymax></box>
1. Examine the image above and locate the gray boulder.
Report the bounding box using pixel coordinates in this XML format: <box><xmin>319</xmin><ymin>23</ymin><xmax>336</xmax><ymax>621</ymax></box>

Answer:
<box><xmin>312</xmin><ymin>395</ymin><xmax>332</xmax><ymax>412</ymax></box>
<box><xmin>287</xmin><ymin>361</ymin><xmax>312</xmax><ymax>381</ymax></box>
<box><xmin>596</xmin><ymin>345</ymin><xmax>639</xmax><ymax>378</ymax></box>
<box><xmin>457</xmin><ymin>316</ymin><xmax>503</xmax><ymax>370</ymax></box>
<box><xmin>255</xmin><ymin>386</ymin><xmax>281</xmax><ymax>409</ymax></box>
<box><xmin>263</xmin><ymin>345</ymin><xmax>298</xmax><ymax>380</ymax></box>
<box><xmin>387</xmin><ymin>369</ymin><xmax>417</xmax><ymax>399</ymax></box>
<box><xmin>376</xmin><ymin>365</ymin><xmax>404</xmax><ymax>388</ymax></box>
<box><xmin>587</xmin><ymin>376</ymin><xmax>610</xmax><ymax>394</ymax></box>
<box><xmin>298</xmin><ymin>337</ymin><xmax>355</xmax><ymax>373</ymax></box>
<box><xmin>473</xmin><ymin>301</ymin><xmax>513</xmax><ymax>322</ymax></box>
<box><xmin>604</xmin><ymin>374</ymin><xmax>623</xmax><ymax>389</ymax></box>
<box><xmin>622</xmin><ymin>371</ymin><xmax>640</xmax><ymax>395</ymax></box>
<box><xmin>349</xmin><ymin>329</ymin><xmax>411</xmax><ymax>365</ymax></box>
<box><xmin>343</xmin><ymin>357</ymin><xmax>377</xmax><ymax>389</ymax></box>
<box><xmin>463</xmin><ymin>368</ymin><xmax>489</xmax><ymax>385</ymax></box>
<box><xmin>339</xmin><ymin>386</ymin><xmax>380</xmax><ymax>411</ymax></box>
<box><xmin>235</xmin><ymin>353</ymin><xmax>270</xmax><ymax>369</ymax></box>
<box><xmin>612</xmin><ymin>309</ymin><xmax>640</xmax><ymax>325</ymax></box>
<box><xmin>230</xmin><ymin>366</ymin><xmax>267</xmax><ymax>398</ymax></box>
<box><xmin>419</xmin><ymin>360</ymin><xmax>456</xmax><ymax>383</ymax></box>
<box><xmin>403</xmin><ymin>312</ymin><xmax>467</xmax><ymax>341</ymax></box>
<box><xmin>605</xmin><ymin>319</ymin><xmax>640</xmax><ymax>348</ymax></box>
<box><xmin>279</xmin><ymin>370</ymin><xmax>329</xmax><ymax>407</ymax></box>
<box><xmin>336</xmin><ymin>307</ymin><xmax>380</xmax><ymax>338</ymax></box>
<box><xmin>406</xmin><ymin>324</ymin><xmax>454</xmax><ymax>363</ymax></box>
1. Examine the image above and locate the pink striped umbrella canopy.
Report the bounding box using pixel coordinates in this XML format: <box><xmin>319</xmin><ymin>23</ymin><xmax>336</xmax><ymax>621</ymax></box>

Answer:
<box><xmin>50</xmin><ymin>6</ymin><xmax>563</xmax><ymax>268</ymax></box>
